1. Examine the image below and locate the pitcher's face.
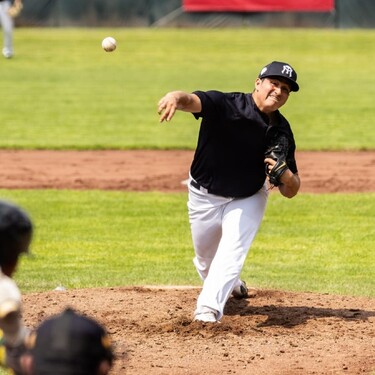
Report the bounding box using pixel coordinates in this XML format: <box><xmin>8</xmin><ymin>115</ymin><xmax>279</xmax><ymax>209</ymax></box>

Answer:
<box><xmin>253</xmin><ymin>77</ymin><xmax>291</xmax><ymax>113</ymax></box>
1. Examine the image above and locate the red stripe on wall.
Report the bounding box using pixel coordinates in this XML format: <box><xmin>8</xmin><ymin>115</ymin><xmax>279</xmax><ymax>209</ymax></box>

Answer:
<box><xmin>183</xmin><ymin>0</ymin><xmax>334</xmax><ymax>12</ymax></box>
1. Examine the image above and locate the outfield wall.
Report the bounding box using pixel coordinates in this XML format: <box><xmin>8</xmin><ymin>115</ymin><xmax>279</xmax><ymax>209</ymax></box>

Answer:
<box><xmin>17</xmin><ymin>0</ymin><xmax>375</xmax><ymax>28</ymax></box>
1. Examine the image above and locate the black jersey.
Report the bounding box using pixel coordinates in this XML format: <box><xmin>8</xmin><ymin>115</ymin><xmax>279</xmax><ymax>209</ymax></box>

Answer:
<box><xmin>190</xmin><ymin>90</ymin><xmax>298</xmax><ymax>198</ymax></box>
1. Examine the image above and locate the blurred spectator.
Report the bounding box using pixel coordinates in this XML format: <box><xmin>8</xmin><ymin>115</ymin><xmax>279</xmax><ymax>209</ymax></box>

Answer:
<box><xmin>21</xmin><ymin>308</ymin><xmax>115</xmax><ymax>375</ymax></box>
<box><xmin>0</xmin><ymin>199</ymin><xmax>33</xmax><ymax>374</ymax></box>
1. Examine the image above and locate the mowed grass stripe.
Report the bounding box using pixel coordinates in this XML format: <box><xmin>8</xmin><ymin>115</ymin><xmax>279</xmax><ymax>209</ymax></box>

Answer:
<box><xmin>0</xmin><ymin>28</ymin><xmax>374</xmax><ymax>150</ymax></box>
<box><xmin>0</xmin><ymin>189</ymin><xmax>372</xmax><ymax>297</ymax></box>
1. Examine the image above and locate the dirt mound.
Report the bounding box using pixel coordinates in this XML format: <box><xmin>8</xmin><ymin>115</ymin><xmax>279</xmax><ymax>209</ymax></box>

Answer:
<box><xmin>23</xmin><ymin>286</ymin><xmax>375</xmax><ymax>375</ymax></box>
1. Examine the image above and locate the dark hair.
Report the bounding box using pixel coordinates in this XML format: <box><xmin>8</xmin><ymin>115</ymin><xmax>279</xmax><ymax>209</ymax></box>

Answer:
<box><xmin>0</xmin><ymin>200</ymin><xmax>33</xmax><ymax>268</ymax></box>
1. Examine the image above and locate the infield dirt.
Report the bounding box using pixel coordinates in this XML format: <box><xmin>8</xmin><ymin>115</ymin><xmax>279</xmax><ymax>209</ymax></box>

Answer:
<box><xmin>2</xmin><ymin>150</ymin><xmax>375</xmax><ymax>375</ymax></box>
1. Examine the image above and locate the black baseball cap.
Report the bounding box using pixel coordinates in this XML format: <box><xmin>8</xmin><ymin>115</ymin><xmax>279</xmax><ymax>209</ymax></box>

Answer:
<box><xmin>0</xmin><ymin>200</ymin><xmax>33</xmax><ymax>267</ymax></box>
<box><xmin>26</xmin><ymin>308</ymin><xmax>114</xmax><ymax>375</ymax></box>
<box><xmin>258</xmin><ymin>61</ymin><xmax>299</xmax><ymax>92</ymax></box>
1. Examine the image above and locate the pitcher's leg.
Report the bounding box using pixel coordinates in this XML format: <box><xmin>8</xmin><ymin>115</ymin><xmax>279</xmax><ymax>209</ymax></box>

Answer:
<box><xmin>190</xmin><ymin>208</ymin><xmax>222</xmax><ymax>281</ymax></box>
<box><xmin>197</xmin><ymin>187</ymin><xmax>268</xmax><ymax>320</ymax></box>
<box><xmin>188</xmin><ymin>185</ymin><xmax>227</xmax><ymax>281</ymax></box>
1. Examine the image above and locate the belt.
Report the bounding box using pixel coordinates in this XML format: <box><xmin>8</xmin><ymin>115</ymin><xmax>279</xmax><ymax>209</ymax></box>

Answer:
<box><xmin>190</xmin><ymin>179</ymin><xmax>209</xmax><ymax>194</ymax></box>
<box><xmin>190</xmin><ymin>179</ymin><xmax>201</xmax><ymax>190</ymax></box>
<box><xmin>190</xmin><ymin>179</ymin><xmax>238</xmax><ymax>199</ymax></box>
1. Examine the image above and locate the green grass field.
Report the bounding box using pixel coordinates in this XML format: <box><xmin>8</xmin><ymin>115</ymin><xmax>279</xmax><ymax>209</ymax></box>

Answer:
<box><xmin>0</xmin><ymin>189</ymin><xmax>372</xmax><ymax>298</ymax></box>
<box><xmin>0</xmin><ymin>28</ymin><xmax>374</xmax><ymax>301</ymax></box>
<box><xmin>0</xmin><ymin>28</ymin><xmax>374</xmax><ymax>150</ymax></box>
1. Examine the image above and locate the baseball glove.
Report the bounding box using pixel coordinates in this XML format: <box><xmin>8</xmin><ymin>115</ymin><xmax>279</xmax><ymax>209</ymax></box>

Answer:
<box><xmin>264</xmin><ymin>128</ymin><xmax>289</xmax><ymax>187</ymax></box>
<box><xmin>8</xmin><ymin>2</ymin><xmax>23</xmax><ymax>18</ymax></box>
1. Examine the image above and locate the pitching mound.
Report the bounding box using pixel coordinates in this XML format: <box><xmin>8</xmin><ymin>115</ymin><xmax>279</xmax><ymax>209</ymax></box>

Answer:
<box><xmin>1</xmin><ymin>150</ymin><xmax>374</xmax><ymax>374</ymax></box>
<box><xmin>23</xmin><ymin>286</ymin><xmax>374</xmax><ymax>375</ymax></box>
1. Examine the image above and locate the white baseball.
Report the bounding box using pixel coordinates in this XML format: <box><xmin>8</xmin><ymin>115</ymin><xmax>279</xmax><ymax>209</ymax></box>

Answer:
<box><xmin>102</xmin><ymin>37</ymin><xmax>117</xmax><ymax>52</ymax></box>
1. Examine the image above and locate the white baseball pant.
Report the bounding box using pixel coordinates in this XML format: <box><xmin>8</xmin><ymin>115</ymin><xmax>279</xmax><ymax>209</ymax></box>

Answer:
<box><xmin>188</xmin><ymin>177</ymin><xmax>268</xmax><ymax>320</ymax></box>
<box><xmin>0</xmin><ymin>0</ymin><xmax>14</xmax><ymax>58</ymax></box>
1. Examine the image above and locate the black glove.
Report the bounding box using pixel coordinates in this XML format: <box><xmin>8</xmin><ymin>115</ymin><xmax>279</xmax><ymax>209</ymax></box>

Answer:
<box><xmin>264</xmin><ymin>130</ymin><xmax>289</xmax><ymax>187</ymax></box>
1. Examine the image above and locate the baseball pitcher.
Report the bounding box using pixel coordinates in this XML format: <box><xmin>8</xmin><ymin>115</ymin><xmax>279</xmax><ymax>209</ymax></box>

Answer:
<box><xmin>158</xmin><ymin>61</ymin><xmax>300</xmax><ymax>323</ymax></box>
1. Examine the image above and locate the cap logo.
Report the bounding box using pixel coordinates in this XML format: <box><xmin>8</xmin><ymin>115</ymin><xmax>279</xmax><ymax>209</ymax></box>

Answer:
<box><xmin>260</xmin><ymin>67</ymin><xmax>267</xmax><ymax>76</ymax></box>
<box><xmin>281</xmin><ymin>65</ymin><xmax>293</xmax><ymax>77</ymax></box>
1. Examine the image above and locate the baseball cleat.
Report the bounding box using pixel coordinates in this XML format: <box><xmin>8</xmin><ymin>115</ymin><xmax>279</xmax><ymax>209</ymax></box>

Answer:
<box><xmin>193</xmin><ymin>307</ymin><xmax>218</xmax><ymax>323</ymax></box>
<box><xmin>232</xmin><ymin>280</ymin><xmax>249</xmax><ymax>299</ymax></box>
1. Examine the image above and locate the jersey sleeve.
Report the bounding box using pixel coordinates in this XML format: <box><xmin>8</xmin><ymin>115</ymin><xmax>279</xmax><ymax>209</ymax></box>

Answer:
<box><xmin>0</xmin><ymin>277</ymin><xmax>27</xmax><ymax>374</ymax></box>
<box><xmin>283</xmin><ymin>123</ymin><xmax>298</xmax><ymax>174</ymax></box>
<box><xmin>0</xmin><ymin>278</ymin><xmax>21</xmax><ymax>320</ymax></box>
<box><xmin>0</xmin><ymin>277</ymin><xmax>26</xmax><ymax>346</ymax></box>
<box><xmin>271</xmin><ymin>113</ymin><xmax>298</xmax><ymax>174</ymax></box>
<box><xmin>287</xmin><ymin>142</ymin><xmax>298</xmax><ymax>174</ymax></box>
<box><xmin>192</xmin><ymin>90</ymin><xmax>227</xmax><ymax>120</ymax></box>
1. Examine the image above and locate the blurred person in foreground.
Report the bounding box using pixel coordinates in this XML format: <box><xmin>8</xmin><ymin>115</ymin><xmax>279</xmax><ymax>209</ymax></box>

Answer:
<box><xmin>157</xmin><ymin>61</ymin><xmax>300</xmax><ymax>323</ymax></box>
<box><xmin>0</xmin><ymin>199</ymin><xmax>33</xmax><ymax>374</ymax></box>
<box><xmin>0</xmin><ymin>0</ymin><xmax>23</xmax><ymax>58</ymax></box>
<box><xmin>21</xmin><ymin>308</ymin><xmax>115</xmax><ymax>375</ymax></box>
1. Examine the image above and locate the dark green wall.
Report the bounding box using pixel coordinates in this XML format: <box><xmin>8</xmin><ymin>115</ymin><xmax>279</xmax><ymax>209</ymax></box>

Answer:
<box><xmin>17</xmin><ymin>0</ymin><xmax>375</xmax><ymax>28</ymax></box>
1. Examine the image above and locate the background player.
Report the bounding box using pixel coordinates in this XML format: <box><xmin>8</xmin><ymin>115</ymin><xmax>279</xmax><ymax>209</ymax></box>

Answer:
<box><xmin>157</xmin><ymin>61</ymin><xmax>301</xmax><ymax>323</ymax></box>
<box><xmin>0</xmin><ymin>0</ymin><xmax>23</xmax><ymax>58</ymax></box>
<box><xmin>0</xmin><ymin>199</ymin><xmax>33</xmax><ymax>373</ymax></box>
<box><xmin>21</xmin><ymin>307</ymin><xmax>115</xmax><ymax>375</ymax></box>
